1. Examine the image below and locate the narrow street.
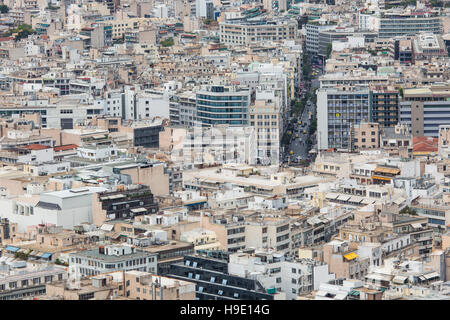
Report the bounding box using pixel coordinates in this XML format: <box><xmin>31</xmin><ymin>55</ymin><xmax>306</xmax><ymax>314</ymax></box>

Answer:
<box><xmin>282</xmin><ymin>56</ymin><xmax>322</xmax><ymax>165</ymax></box>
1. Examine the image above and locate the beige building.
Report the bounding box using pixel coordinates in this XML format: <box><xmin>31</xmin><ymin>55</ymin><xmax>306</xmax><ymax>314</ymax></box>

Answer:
<box><xmin>219</xmin><ymin>20</ymin><xmax>297</xmax><ymax>46</ymax></box>
<box><xmin>124</xmin><ymin>270</ymin><xmax>196</xmax><ymax>300</ymax></box>
<box><xmin>438</xmin><ymin>125</ymin><xmax>450</xmax><ymax>159</ymax></box>
<box><xmin>352</xmin><ymin>122</ymin><xmax>380</xmax><ymax>151</ymax></box>
<box><xmin>322</xmin><ymin>240</ymin><xmax>370</xmax><ymax>280</ymax></box>
<box><xmin>249</xmin><ymin>100</ymin><xmax>282</xmax><ymax>165</ymax></box>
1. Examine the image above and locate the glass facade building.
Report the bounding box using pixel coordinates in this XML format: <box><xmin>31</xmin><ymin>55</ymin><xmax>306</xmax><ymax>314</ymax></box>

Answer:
<box><xmin>196</xmin><ymin>85</ymin><xmax>250</xmax><ymax>126</ymax></box>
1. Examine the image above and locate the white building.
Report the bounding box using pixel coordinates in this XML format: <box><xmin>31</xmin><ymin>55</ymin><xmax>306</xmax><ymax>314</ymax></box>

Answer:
<box><xmin>68</xmin><ymin>244</ymin><xmax>158</xmax><ymax>278</ymax></box>
<box><xmin>228</xmin><ymin>251</ymin><xmax>335</xmax><ymax>300</ymax></box>
<box><xmin>0</xmin><ymin>187</ymin><xmax>107</xmax><ymax>233</ymax></box>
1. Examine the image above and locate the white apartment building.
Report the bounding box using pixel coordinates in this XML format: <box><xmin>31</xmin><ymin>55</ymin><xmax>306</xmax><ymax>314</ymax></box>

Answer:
<box><xmin>219</xmin><ymin>20</ymin><xmax>297</xmax><ymax>46</ymax></box>
<box><xmin>69</xmin><ymin>244</ymin><xmax>158</xmax><ymax>278</ymax></box>
<box><xmin>178</xmin><ymin>125</ymin><xmax>257</xmax><ymax>166</ymax></box>
<box><xmin>228</xmin><ymin>251</ymin><xmax>335</xmax><ymax>300</ymax></box>
<box><xmin>0</xmin><ymin>187</ymin><xmax>107</xmax><ymax>233</ymax></box>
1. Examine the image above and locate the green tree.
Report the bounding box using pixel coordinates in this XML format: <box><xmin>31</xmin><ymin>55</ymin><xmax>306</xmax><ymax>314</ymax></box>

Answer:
<box><xmin>14</xmin><ymin>251</ymin><xmax>29</xmax><ymax>260</ymax></box>
<box><xmin>398</xmin><ymin>87</ymin><xmax>404</xmax><ymax>98</ymax></box>
<box><xmin>326</xmin><ymin>43</ymin><xmax>332</xmax><ymax>59</ymax></box>
<box><xmin>13</xmin><ymin>24</ymin><xmax>34</xmax><ymax>41</ymax></box>
<box><xmin>0</xmin><ymin>5</ymin><xmax>9</xmax><ymax>13</ymax></box>
<box><xmin>399</xmin><ymin>206</ymin><xmax>417</xmax><ymax>216</ymax></box>
<box><xmin>160</xmin><ymin>37</ymin><xmax>174</xmax><ymax>47</ymax></box>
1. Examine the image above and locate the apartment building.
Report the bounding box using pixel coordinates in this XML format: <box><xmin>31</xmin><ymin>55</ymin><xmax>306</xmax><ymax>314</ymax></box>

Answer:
<box><xmin>317</xmin><ymin>87</ymin><xmax>371</xmax><ymax>150</ymax></box>
<box><xmin>438</xmin><ymin>125</ymin><xmax>450</xmax><ymax>159</ymax></box>
<box><xmin>351</xmin><ymin>122</ymin><xmax>380</xmax><ymax>151</ymax></box>
<box><xmin>380</xmin><ymin>123</ymin><xmax>413</xmax><ymax>157</ymax></box>
<box><xmin>167</xmin><ymin>254</ymin><xmax>277</xmax><ymax>300</ymax></box>
<box><xmin>228</xmin><ymin>251</ymin><xmax>335</xmax><ymax>300</ymax></box>
<box><xmin>201</xmin><ymin>213</ymin><xmax>247</xmax><ymax>253</ymax></box>
<box><xmin>305</xmin><ymin>21</ymin><xmax>336</xmax><ymax>54</ymax></box>
<box><xmin>370</xmin><ymin>89</ymin><xmax>400</xmax><ymax>128</ymax></box>
<box><xmin>104</xmin><ymin>161</ymin><xmax>170</xmax><ymax>196</ymax></box>
<box><xmin>179</xmin><ymin>125</ymin><xmax>257</xmax><ymax>166</ymax></box>
<box><xmin>249</xmin><ymin>100</ymin><xmax>282</xmax><ymax>165</ymax></box>
<box><xmin>0</xmin><ymin>186</ymin><xmax>107</xmax><ymax>233</ymax></box>
<box><xmin>68</xmin><ymin>244</ymin><xmax>158</xmax><ymax>278</ymax></box>
<box><xmin>410</xmin><ymin>197</ymin><xmax>450</xmax><ymax>230</ymax></box>
<box><xmin>196</xmin><ymin>85</ymin><xmax>251</xmax><ymax>127</ymax></box>
<box><xmin>412</xmin><ymin>33</ymin><xmax>447</xmax><ymax>62</ymax></box>
<box><xmin>399</xmin><ymin>85</ymin><xmax>450</xmax><ymax>137</ymax></box>
<box><xmin>377</xmin><ymin>11</ymin><xmax>442</xmax><ymax>39</ymax></box>
<box><xmin>0</xmin><ymin>263</ymin><xmax>67</xmax><ymax>300</ymax></box>
<box><xmin>219</xmin><ymin>20</ymin><xmax>297</xmax><ymax>46</ymax></box>
<box><xmin>244</xmin><ymin>215</ymin><xmax>291</xmax><ymax>254</ymax></box>
<box><xmin>92</xmin><ymin>184</ymin><xmax>159</xmax><ymax>227</ymax></box>
<box><xmin>323</xmin><ymin>240</ymin><xmax>370</xmax><ymax>280</ymax></box>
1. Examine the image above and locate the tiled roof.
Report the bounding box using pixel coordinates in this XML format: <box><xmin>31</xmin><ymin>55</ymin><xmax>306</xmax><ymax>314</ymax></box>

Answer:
<box><xmin>23</xmin><ymin>144</ymin><xmax>51</xmax><ymax>150</ymax></box>
<box><xmin>53</xmin><ymin>144</ymin><xmax>79</xmax><ymax>152</ymax></box>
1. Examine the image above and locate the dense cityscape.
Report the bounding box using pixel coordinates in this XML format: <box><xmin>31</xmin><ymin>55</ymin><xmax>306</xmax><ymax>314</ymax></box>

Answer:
<box><xmin>0</xmin><ymin>0</ymin><xmax>447</xmax><ymax>303</ymax></box>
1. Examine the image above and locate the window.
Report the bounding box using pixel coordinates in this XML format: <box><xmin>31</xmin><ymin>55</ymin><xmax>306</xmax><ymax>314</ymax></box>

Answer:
<box><xmin>210</xmin><ymin>277</ymin><xmax>215</xmax><ymax>283</ymax></box>
<box><xmin>292</xmin><ymin>268</ymin><xmax>296</xmax><ymax>274</ymax></box>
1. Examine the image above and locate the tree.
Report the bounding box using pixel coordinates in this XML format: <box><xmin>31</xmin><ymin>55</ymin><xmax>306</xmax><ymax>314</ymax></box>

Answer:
<box><xmin>399</xmin><ymin>206</ymin><xmax>417</xmax><ymax>216</ymax></box>
<box><xmin>326</xmin><ymin>43</ymin><xmax>332</xmax><ymax>59</ymax></box>
<box><xmin>14</xmin><ymin>252</ymin><xmax>29</xmax><ymax>260</ymax></box>
<box><xmin>0</xmin><ymin>5</ymin><xmax>9</xmax><ymax>13</ymax></box>
<box><xmin>160</xmin><ymin>37</ymin><xmax>174</xmax><ymax>47</ymax></box>
<box><xmin>13</xmin><ymin>24</ymin><xmax>34</xmax><ymax>41</ymax></box>
<box><xmin>398</xmin><ymin>87</ymin><xmax>404</xmax><ymax>98</ymax></box>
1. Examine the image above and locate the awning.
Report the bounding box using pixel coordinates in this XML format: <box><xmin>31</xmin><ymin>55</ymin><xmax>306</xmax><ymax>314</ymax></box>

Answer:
<box><xmin>349</xmin><ymin>196</ymin><xmax>364</xmax><ymax>203</ymax></box>
<box><xmin>325</xmin><ymin>192</ymin><xmax>339</xmax><ymax>200</ymax></box>
<box><xmin>423</xmin><ymin>272</ymin><xmax>440</xmax><ymax>280</ymax></box>
<box><xmin>344</xmin><ymin>252</ymin><xmax>358</xmax><ymax>261</ymax></box>
<box><xmin>100</xmin><ymin>224</ymin><xmax>114</xmax><ymax>232</ymax></box>
<box><xmin>372</xmin><ymin>176</ymin><xmax>392</xmax><ymax>181</ymax></box>
<box><xmin>374</xmin><ymin>167</ymin><xmax>400</xmax><ymax>175</ymax></box>
<box><xmin>335</xmin><ymin>293</ymin><xmax>348</xmax><ymax>300</ymax></box>
<box><xmin>361</xmin><ymin>199</ymin><xmax>376</xmax><ymax>205</ymax></box>
<box><xmin>349</xmin><ymin>290</ymin><xmax>360</xmax><ymax>296</ymax></box>
<box><xmin>337</xmin><ymin>195</ymin><xmax>351</xmax><ymax>201</ymax></box>
<box><xmin>366</xmin><ymin>273</ymin><xmax>392</xmax><ymax>282</ymax></box>
<box><xmin>392</xmin><ymin>275</ymin><xmax>408</xmax><ymax>284</ymax></box>
<box><xmin>184</xmin><ymin>201</ymin><xmax>207</xmax><ymax>207</ymax></box>
<box><xmin>411</xmin><ymin>223</ymin><xmax>423</xmax><ymax>229</ymax></box>
<box><xmin>4</xmin><ymin>245</ymin><xmax>19</xmax><ymax>252</ymax></box>
<box><xmin>41</xmin><ymin>253</ymin><xmax>52</xmax><ymax>259</ymax></box>
<box><xmin>130</xmin><ymin>207</ymin><xmax>147</xmax><ymax>213</ymax></box>
<box><xmin>394</xmin><ymin>197</ymin><xmax>406</xmax><ymax>205</ymax></box>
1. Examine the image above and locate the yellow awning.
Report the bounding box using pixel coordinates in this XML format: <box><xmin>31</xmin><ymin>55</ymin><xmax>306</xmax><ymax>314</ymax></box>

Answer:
<box><xmin>372</xmin><ymin>176</ymin><xmax>392</xmax><ymax>181</ymax></box>
<box><xmin>344</xmin><ymin>252</ymin><xmax>358</xmax><ymax>261</ymax></box>
<box><xmin>374</xmin><ymin>167</ymin><xmax>400</xmax><ymax>175</ymax></box>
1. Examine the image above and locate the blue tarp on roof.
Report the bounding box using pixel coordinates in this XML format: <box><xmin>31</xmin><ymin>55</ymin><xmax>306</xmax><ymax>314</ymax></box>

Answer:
<box><xmin>185</xmin><ymin>201</ymin><xmax>207</xmax><ymax>207</ymax></box>
<box><xmin>4</xmin><ymin>246</ymin><xmax>19</xmax><ymax>252</ymax></box>
<box><xmin>41</xmin><ymin>253</ymin><xmax>52</xmax><ymax>259</ymax></box>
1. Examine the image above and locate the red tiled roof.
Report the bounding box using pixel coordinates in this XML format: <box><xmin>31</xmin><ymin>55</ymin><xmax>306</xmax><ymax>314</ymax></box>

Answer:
<box><xmin>53</xmin><ymin>144</ymin><xmax>79</xmax><ymax>152</ymax></box>
<box><xmin>23</xmin><ymin>144</ymin><xmax>51</xmax><ymax>150</ymax></box>
<box><xmin>413</xmin><ymin>136</ymin><xmax>438</xmax><ymax>153</ymax></box>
